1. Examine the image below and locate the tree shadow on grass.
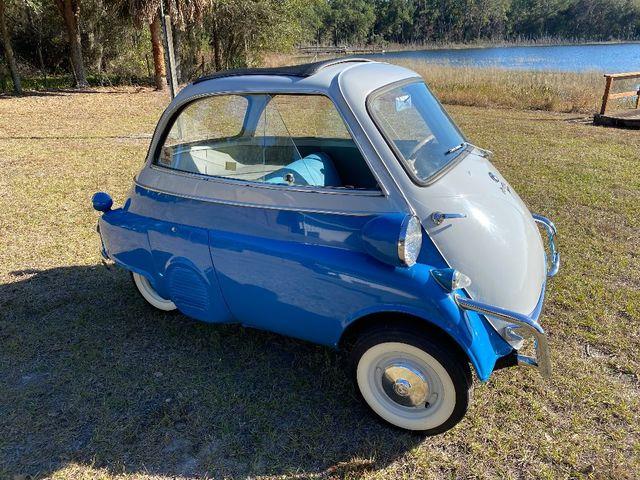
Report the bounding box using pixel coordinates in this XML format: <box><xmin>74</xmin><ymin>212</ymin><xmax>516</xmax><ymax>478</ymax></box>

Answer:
<box><xmin>0</xmin><ymin>265</ymin><xmax>422</xmax><ymax>478</ymax></box>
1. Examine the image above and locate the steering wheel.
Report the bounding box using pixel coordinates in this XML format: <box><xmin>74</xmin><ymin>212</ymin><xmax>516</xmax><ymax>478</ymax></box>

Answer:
<box><xmin>407</xmin><ymin>134</ymin><xmax>435</xmax><ymax>163</ymax></box>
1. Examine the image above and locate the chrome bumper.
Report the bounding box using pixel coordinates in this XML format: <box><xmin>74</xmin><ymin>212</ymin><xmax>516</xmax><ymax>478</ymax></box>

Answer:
<box><xmin>455</xmin><ymin>295</ymin><xmax>552</xmax><ymax>378</ymax></box>
<box><xmin>533</xmin><ymin>214</ymin><xmax>560</xmax><ymax>277</ymax></box>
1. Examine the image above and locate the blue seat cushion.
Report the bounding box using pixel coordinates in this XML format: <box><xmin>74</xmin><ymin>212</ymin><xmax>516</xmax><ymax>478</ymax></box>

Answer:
<box><xmin>264</xmin><ymin>152</ymin><xmax>341</xmax><ymax>187</ymax></box>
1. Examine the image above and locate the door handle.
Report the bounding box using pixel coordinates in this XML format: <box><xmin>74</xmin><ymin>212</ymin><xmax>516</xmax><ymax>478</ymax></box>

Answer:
<box><xmin>431</xmin><ymin>212</ymin><xmax>467</xmax><ymax>225</ymax></box>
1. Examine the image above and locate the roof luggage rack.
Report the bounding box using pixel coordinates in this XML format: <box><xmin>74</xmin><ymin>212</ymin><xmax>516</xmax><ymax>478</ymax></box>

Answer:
<box><xmin>193</xmin><ymin>58</ymin><xmax>375</xmax><ymax>84</ymax></box>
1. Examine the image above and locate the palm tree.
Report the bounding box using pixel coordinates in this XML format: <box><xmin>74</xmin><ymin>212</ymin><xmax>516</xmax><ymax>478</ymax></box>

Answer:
<box><xmin>128</xmin><ymin>0</ymin><xmax>208</xmax><ymax>91</ymax></box>
<box><xmin>0</xmin><ymin>0</ymin><xmax>22</xmax><ymax>94</ymax></box>
<box><xmin>128</xmin><ymin>0</ymin><xmax>166</xmax><ymax>90</ymax></box>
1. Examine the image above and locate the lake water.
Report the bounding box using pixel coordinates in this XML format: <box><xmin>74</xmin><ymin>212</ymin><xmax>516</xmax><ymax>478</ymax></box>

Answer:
<box><xmin>367</xmin><ymin>43</ymin><xmax>640</xmax><ymax>72</ymax></box>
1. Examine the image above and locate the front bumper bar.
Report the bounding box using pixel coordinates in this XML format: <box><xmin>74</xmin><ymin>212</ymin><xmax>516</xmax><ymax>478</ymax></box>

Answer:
<box><xmin>533</xmin><ymin>214</ymin><xmax>560</xmax><ymax>277</ymax></box>
<box><xmin>454</xmin><ymin>295</ymin><xmax>552</xmax><ymax>378</ymax></box>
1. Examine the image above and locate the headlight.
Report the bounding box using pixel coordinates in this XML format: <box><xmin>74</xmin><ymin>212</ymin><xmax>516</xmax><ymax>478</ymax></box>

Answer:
<box><xmin>398</xmin><ymin>215</ymin><xmax>422</xmax><ymax>267</ymax></box>
<box><xmin>431</xmin><ymin>268</ymin><xmax>472</xmax><ymax>292</ymax></box>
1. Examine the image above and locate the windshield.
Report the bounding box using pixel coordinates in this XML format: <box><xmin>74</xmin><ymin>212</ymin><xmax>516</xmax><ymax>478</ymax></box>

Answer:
<box><xmin>368</xmin><ymin>81</ymin><xmax>466</xmax><ymax>184</ymax></box>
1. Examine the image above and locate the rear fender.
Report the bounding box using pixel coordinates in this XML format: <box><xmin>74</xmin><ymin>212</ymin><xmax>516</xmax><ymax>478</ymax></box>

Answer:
<box><xmin>99</xmin><ymin>209</ymin><xmax>157</xmax><ymax>285</ymax></box>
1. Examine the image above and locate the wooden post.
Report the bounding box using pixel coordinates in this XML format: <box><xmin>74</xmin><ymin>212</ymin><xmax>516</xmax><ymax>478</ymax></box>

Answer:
<box><xmin>160</xmin><ymin>12</ymin><xmax>178</xmax><ymax>99</ymax></box>
<box><xmin>600</xmin><ymin>76</ymin><xmax>613</xmax><ymax>115</ymax></box>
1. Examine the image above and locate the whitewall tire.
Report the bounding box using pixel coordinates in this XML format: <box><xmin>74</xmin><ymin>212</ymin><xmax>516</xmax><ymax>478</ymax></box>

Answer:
<box><xmin>131</xmin><ymin>272</ymin><xmax>177</xmax><ymax>311</ymax></box>
<box><xmin>350</xmin><ymin>327</ymin><xmax>471</xmax><ymax>434</ymax></box>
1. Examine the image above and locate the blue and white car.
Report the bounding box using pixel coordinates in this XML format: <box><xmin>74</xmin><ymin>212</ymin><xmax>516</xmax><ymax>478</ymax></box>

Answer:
<box><xmin>93</xmin><ymin>58</ymin><xmax>560</xmax><ymax>434</ymax></box>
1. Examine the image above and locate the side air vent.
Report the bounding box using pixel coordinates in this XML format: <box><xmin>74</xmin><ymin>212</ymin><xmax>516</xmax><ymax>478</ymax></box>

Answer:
<box><xmin>167</xmin><ymin>264</ymin><xmax>210</xmax><ymax>319</ymax></box>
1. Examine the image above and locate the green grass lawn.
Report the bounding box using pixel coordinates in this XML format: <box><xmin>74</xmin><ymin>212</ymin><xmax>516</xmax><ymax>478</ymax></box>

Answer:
<box><xmin>0</xmin><ymin>89</ymin><xmax>638</xmax><ymax>479</ymax></box>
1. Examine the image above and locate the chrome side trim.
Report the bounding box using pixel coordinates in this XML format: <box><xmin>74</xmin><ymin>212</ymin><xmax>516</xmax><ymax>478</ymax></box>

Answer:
<box><xmin>532</xmin><ymin>213</ymin><xmax>560</xmax><ymax>278</ymax></box>
<box><xmin>133</xmin><ymin>180</ymin><xmax>383</xmax><ymax>217</ymax></box>
<box><xmin>454</xmin><ymin>295</ymin><xmax>552</xmax><ymax>379</ymax></box>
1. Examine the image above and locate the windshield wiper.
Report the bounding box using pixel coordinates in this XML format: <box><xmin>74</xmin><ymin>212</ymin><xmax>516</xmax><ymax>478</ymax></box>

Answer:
<box><xmin>445</xmin><ymin>142</ymin><xmax>466</xmax><ymax>155</ymax></box>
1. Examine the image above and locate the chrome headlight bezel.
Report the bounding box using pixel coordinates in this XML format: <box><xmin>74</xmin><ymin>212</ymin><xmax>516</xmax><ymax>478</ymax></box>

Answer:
<box><xmin>398</xmin><ymin>215</ymin><xmax>422</xmax><ymax>267</ymax></box>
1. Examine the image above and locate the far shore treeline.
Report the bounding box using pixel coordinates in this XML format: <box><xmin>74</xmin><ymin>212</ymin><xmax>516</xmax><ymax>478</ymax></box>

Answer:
<box><xmin>0</xmin><ymin>0</ymin><xmax>639</xmax><ymax>95</ymax></box>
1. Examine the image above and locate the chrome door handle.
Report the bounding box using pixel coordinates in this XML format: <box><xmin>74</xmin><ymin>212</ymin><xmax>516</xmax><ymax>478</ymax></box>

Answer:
<box><xmin>431</xmin><ymin>212</ymin><xmax>467</xmax><ymax>225</ymax></box>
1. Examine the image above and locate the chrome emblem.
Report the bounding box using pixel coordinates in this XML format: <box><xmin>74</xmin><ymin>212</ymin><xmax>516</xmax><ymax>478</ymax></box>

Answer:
<box><xmin>489</xmin><ymin>172</ymin><xmax>510</xmax><ymax>195</ymax></box>
<box><xmin>393</xmin><ymin>378</ymin><xmax>412</xmax><ymax>397</ymax></box>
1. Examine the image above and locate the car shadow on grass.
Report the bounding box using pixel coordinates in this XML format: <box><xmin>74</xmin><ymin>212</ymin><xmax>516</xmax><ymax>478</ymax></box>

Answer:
<box><xmin>0</xmin><ymin>265</ymin><xmax>422</xmax><ymax>478</ymax></box>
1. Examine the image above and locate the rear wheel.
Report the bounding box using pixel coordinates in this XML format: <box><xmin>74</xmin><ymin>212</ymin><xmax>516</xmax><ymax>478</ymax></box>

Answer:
<box><xmin>131</xmin><ymin>272</ymin><xmax>177</xmax><ymax>311</ymax></box>
<box><xmin>349</xmin><ymin>326</ymin><xmax>471</xmax><ymax>434</ymax></box>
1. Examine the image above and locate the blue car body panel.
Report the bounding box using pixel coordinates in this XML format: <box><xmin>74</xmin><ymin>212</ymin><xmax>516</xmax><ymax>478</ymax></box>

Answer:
<box><xmin>98</xmin><ymin>184</ymin><xmax>513</xmax><ymax>381</ymax></box>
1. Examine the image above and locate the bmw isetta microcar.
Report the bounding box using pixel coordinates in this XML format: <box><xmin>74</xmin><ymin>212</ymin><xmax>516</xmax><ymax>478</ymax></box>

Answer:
<box><xmin>92</xmin><ymin>58</ymin><xmax>560</xmax><ymax>434</ymax></box>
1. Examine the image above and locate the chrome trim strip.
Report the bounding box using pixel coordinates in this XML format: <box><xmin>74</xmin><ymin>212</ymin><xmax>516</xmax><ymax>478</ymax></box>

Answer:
<box><xmin>454</xmin><ymin>295</ymin><xmax>552</xmax><ymax>379</ymax></box>
<box><xmin>431</xmin><ymin>211</ymin><xmax>467</xmax><ymax>225</ymax></box>
<box><xmin>134</xmin><ymin>180</ymin><xmax>384</xmax><ymax>217</ymax></box>
<box><xmin>532</xmin><ymin>213</ymin><xmax>560</xmax><ymax>278</ymax></box>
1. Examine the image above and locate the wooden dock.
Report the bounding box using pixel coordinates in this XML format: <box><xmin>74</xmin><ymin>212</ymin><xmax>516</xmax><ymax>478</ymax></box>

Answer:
<box><xmin>593</xmin><ymin>71</ymin><xmax>640</xmax><ymax>129</ymax></box>
<box><xmin>298</xmin><ymin>45</ymin><xmax>386</xmax><ymax>56</ymax></box>
<box><xmin>594</xmin><ymin>109</ymin><xmax>640</xmax><ymax>129</ymax></box>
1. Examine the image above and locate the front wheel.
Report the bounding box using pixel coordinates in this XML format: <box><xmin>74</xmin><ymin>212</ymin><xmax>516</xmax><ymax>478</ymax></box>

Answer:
<box><xmin>350</xmin><ymin>327</ymin><xmax>471</xmax><ymax>434</ymax></box>
<box><xmin>131</xmin><ymin>272</ymin><xmax>177</xmax><ymax>311</ymax></box>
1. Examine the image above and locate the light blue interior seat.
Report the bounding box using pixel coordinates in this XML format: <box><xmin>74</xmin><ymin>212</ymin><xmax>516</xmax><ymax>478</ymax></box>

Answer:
<box><xmin>264</xmin><ymin>152</ymin><xmax>342</xmax><ymax>187</ymax></box>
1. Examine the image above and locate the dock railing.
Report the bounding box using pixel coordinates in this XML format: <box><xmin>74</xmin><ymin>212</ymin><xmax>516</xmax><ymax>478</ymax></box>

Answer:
<box><xmin>599</xmin><ymin>72</ymin><xmax>640</xmax><ymax>114</ymax></box>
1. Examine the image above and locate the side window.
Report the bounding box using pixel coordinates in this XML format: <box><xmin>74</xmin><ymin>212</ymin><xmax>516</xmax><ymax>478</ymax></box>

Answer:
<box><xmin>156</xmin><ymin>94</ymin><xmax>379</xmax><ymax>190</ymax></box>
<box><xmin>158</xmin><ymin>95</ymin><xmax>248</xmax><ymax>173</ymax></box>
<box><xmin>260</xmin><ymin>95</ymin><xmax>352</xmax><ymax>139</ymax></box>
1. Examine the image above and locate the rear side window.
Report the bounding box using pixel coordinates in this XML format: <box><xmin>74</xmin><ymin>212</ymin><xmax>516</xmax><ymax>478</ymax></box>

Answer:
<box><xmin>156</xmin><ymin>94</ymin><xmax>379</xmax><ymax>190</ymax></box>
<box><xmin>159</xmin><ymin>95</ymin><xmax>248</xmax><ymax>167</ymax></box>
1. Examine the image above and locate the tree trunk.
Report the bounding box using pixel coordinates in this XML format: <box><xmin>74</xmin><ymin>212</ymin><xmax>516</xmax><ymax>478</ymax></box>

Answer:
<box><xmin>0</xmin><ymin>0</ymin><xmax>22</xmax><ymax>94</ymax></box>
<box><xmin>211</xmin><ymin>17</ymin><xmax>222</xmax><ymax>71</ymax></box>
<box><xmin>54</xmin><ymin>0</ymin><xmax>88</xmax><ymax>88</ymax></box>
<box><xmin>0</xmin><ymin>60</ymin><xmax>8</xmax><ymax>92</ymax></box>
<box><xmin>26</xmin><ymin>5</ymin><xmax>47</xmax><ymax>87</ymax></box>
<box><xmin>149</xmin><ymin>15</ymin><xmax>166</xmax><ymax>91</ymax></box>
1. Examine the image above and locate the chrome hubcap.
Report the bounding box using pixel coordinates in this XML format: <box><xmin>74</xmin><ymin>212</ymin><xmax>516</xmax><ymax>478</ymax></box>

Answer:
<box><xmin>381</xmin><ymin>363</ymin><xmax>429</xmax><ymax>408</ymax></box>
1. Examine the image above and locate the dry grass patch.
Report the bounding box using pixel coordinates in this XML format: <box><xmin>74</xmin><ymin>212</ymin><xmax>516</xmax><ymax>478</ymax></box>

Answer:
<box><xmin>265</xmin><ymin>54</ymin><xmax>639</xmax><ymax>114</ymax></box>
<box><xmin>0</xmin><ymin>89</ymin><xmax>639</xmax><ymax>479</ymax></box>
